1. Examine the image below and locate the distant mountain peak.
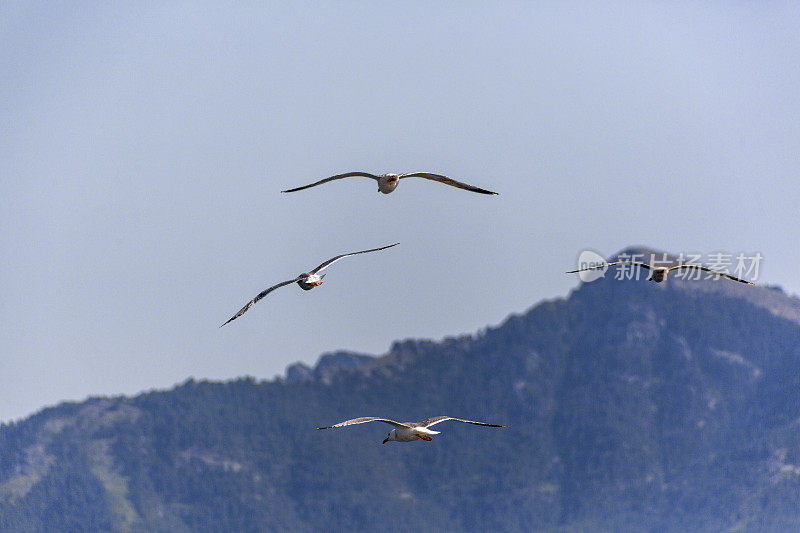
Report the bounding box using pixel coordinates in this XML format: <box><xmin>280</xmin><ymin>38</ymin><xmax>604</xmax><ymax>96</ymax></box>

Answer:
<box><xmin>285</xmin><ymin>350</ymin><xmax>374</xmax><ymax>384</ymax></box>
<box><xmin>570</xmin><ymin>245</ymin><xmax>800</xmax><ymax>324</ymax></box>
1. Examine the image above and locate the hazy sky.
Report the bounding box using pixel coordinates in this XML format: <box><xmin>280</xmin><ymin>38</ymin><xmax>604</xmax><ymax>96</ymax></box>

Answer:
<box><xmin>2</xmin><ymin>2</ymin><xmax>799</xmax><ymax>422</ymax></box>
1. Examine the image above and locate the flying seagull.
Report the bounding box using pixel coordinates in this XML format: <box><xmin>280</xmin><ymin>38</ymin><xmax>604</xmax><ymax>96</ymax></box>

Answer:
<box><xmin>566</xmin><ymin>260</ymin><xmax>754</xmax><ymax>285</ymax></box>
<box><xmin>221</xmin><ymin>243</ymin><xmax>399</xmax><ymax>327</ymax></box>
<box><xmin>281</xmin><ymin>171</ymin><xmax>498</xmax><ymax>195</ymax></box>
<box><xmin>317</xmin><ymin>416</ymin><xmax>505</xmax><ymax>444</ymax></box>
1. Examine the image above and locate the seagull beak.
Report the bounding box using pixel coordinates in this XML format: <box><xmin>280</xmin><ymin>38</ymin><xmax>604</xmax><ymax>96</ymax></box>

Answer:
<box><xmin>382</xmin><ymin>437</ymin><xmax>389</xmax><ymax>444</ymax></box>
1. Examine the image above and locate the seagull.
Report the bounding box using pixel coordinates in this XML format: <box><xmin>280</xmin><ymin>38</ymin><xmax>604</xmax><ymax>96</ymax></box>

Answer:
<box><xmin>281</xmin><ymin>171</ymin><xmax>498</xmax><ymax>195</ymax></box>
<box><xmin>566</xmin><ymin>260</ymin><xmax>754</xmax><ymax>285</ymax></box>
<box><xmin>317</xmin><ymin>416</ymin><xmax>505</xmax><ymax>444</ymax></box>
<box><xmin>221</xmin><ymin>243</ymin><xmax>399</xmax><ymax>327</ymax></box>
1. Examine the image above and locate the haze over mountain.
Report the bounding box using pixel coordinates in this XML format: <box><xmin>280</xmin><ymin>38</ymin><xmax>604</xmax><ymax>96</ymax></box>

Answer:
<box><xmin>1</xmin><ymin>248</ymin><xmax>799</xmax><ymax>531</ymax></box>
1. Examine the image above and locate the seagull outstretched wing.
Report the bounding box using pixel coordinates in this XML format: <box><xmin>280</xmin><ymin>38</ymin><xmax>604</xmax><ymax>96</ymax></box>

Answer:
<box><xmin>281</xmin><ymin>172</ymin><xmax>381</xmax><ymax>193</ymax></box>
<box><xmin>220</xmin><ymin>278</ymin><xmax>299</xmax><ymax>327</ymax></box>
<box><xmin>310</xmin><ymin>243</ymin><xmax>399</xmax><ymax>274</ymax></box>
<box><xmin>399</xmin><ymin>172</ymin><xmax>498</xmax><ymax>195</ymax></box>
<box><xmin>418</xmin><ymin>416</ymin><xmax>504</xmax><ymax>428</ymax></box>
<box><xmin>667</xmin><ymin>264</ymin><xmax>753</xmax><ymax>285</ymax></box>
<box><xmin>317</xmin><ymin>417</ymin><xmax>410</xmax><ymax>430</ymax></box>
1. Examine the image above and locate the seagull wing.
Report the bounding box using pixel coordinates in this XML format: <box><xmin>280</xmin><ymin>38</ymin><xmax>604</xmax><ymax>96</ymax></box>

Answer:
<box><xmin>309</xmin><ymin>242</ymin><xmax>399</xmax><ymax>274</ymax></box>
<box><xmin>281</xmin><ymin>172</ymin><xmax>381</xmax><ymax>193</ymax></box>
<box><xmin>565</xmin><ymin>260</ymin><xmax>652</xmax><ymax>274</ymax></box>
<box><xmin>418</xmin><ymin>416</ymin><xmax>505</xmax><ymax>428</ymax></box>
<box><xmin>220</xmin><ymin>278</ymin><xmax>299</xmax><ymax>327</ymax></box>
<box><xmin>398</xmin><ymin>172</ymin><xmax>498</xmax><ymax>195</ymax></box>
<box><xmin>667</xmin><ymin>264</ymin><xmax>754</xmax><ymax>285</ymax></box>
<box><xmin>317</xmin><ymin>417</ymin><xmax>410</xmax><ymax>430</ymax></box>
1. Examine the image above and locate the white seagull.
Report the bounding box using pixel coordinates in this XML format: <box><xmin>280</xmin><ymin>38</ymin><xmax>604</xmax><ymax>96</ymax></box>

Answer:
<box><xmin>281</xmin><ymin>171</ymin><xmax>498</xmax><ymax>195</ymax></box>
<box><xmin>317</xmin><ymin>416</ymin><xmax>505</xmax><ymax>444</ymax></box>
<box><xmin>221</xmin><ymin>243</ymin><xmax>399</xmax><ymax>327</ymax></box>
<box><xmin>566</xmin><ymin>260</ymin><xmax>754</xmax><ymax>285</ymax></box>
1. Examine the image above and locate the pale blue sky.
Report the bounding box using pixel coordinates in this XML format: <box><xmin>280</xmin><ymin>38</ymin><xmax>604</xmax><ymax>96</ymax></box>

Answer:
<box><xmin>2</xmin><ymin>2</ymin><xmax>799</xmax><ymax>422</ymax></box>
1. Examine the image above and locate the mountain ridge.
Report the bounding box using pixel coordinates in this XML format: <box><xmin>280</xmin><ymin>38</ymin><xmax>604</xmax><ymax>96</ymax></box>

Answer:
<box><xmin>2</xmin><ymin>247</ymin><xmax>800</xmax><ymax>531</ymax></box>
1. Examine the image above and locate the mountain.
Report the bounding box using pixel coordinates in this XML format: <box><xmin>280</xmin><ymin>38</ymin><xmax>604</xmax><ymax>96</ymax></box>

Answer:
<box><xmin>1</xmin><ymin>247</ymin><xmax>800</xmax><ymax>532</ymax></box>
<box><xmin>284</xmin><ymin>351</ymin><xmax>374</xmax><ymax>384</ymax></box>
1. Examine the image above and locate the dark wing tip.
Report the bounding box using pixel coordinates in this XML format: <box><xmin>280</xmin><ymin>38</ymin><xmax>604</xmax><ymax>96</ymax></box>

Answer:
<box><xmin>728</xmin><ymin>273</ymin><xmax>755</xmax><ymax>285</ymax></box>
<box><xmin>220</xmin><ymin>308</ymin><xmax>246</xmax><ymax>327</ymax></box>
<box><xmin>220</xmin><ymin>301</ymin><xmax>255</xmax><ymax>328</ymax></box>
<box><xmin>467</xmin><ymin>186</ymin><xmax>499</xmax><ymax>195</ymax></box>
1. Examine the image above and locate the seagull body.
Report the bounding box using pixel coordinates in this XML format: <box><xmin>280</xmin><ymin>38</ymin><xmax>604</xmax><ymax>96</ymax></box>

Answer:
<box><xmin>567</xmin><ymin>260</ymin><xmax>754</xmax><ymax>285</ymax></box>
<box><xmin>221</xmin><ymin>243</ymin><xmax>399</xmax><ymax>327</ymax></box>
<box><xmin>282</xmin><ymin>171</ymin><xmax>498</xmax><ymax>195</ymax></box>
<box><xmin>317</xmin><ymin>416</ymin><xmax>504</xmax><ymax>444</ymax></box>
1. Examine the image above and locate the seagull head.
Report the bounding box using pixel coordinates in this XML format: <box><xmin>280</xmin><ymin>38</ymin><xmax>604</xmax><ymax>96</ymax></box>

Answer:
<box><xmin>648</xmin><ymin>268</ymin><xmax>668</xmax><ymax>283</ymax></box>
<box><xmin>378</xmin><ymin>174</ymin><xmax>400</xmax><ymax>194</ymax></box>
<box><xmin>382</xmin><ymin>429</ymin><xmax>397</xmax><ymax>444</ymax></box>
<box><xmin>297</xmin><ymin>273</ymin><xmax>325</xmax><ymax>290</ymax></box>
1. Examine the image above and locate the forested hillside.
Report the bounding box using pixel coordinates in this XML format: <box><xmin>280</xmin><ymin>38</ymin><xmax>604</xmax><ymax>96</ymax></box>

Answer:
<box><xmin>2</xmin><ymin>251</ymin><xmax>799</xmax><ymax>531</ymax></box>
